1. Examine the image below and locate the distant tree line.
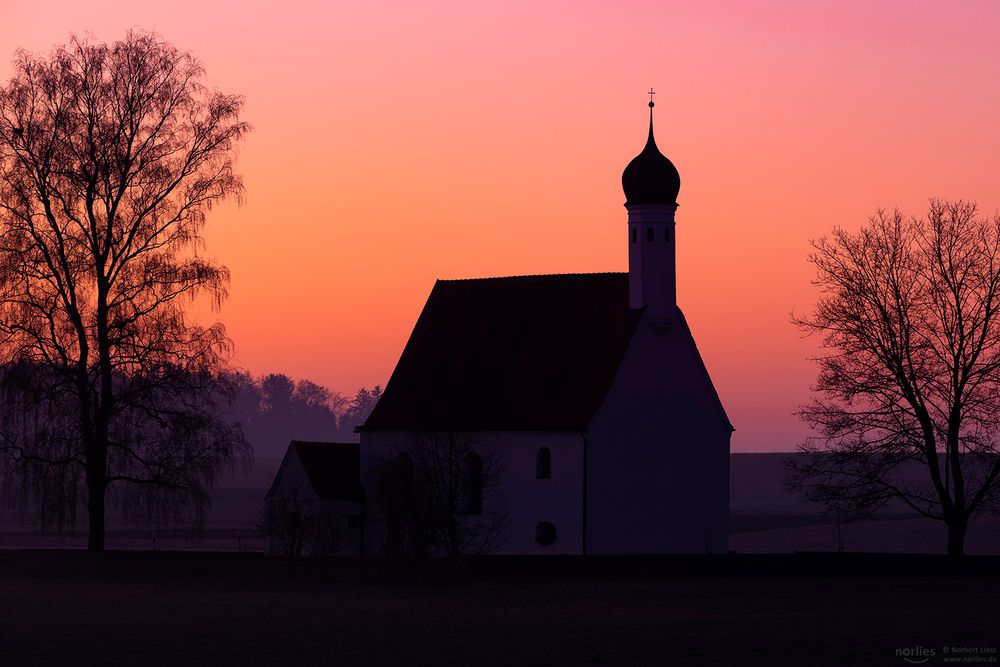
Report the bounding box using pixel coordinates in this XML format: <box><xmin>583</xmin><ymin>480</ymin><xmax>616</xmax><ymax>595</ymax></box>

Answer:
<box><xmin>232</xmin><ymin>372</ymin><xmax>382</xmax><ymax>457</ymax></box>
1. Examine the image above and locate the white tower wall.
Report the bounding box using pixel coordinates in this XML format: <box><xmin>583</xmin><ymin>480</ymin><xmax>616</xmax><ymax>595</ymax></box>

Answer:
<box><xmin>627</xmin><ymin>203</ymin><xmax>678</xmax><ymax>321</ymax></box>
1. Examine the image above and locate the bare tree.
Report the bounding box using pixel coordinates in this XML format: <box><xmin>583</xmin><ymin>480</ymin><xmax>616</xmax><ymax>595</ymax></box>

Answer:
<box><xmin>258</xmin><ymin>475</ymin><xmax>350</xmax><ymax>557</ymax></box>
<box><xmin>371</xmin><ymin>432</ymin><xmax>509</xmax><ymax>558</ymax></box>
<box><xmin>259</xmin><ymin>475</ymin><xmax>313</xmax><ymax>557</ymax></box>
<box><xmin>0</xmin><ymin>31</ymin><xmax>251</xmax><ymax>550</ymax></box>
<box><xmin>791</xmin><ymin>200</ymin><xmax>1000</xmax><ymax>556</ymax></box>
<box><xmin>370</xmin><ymin>449</ymin><xmax>433</xmax><ymax>559</ymax></box>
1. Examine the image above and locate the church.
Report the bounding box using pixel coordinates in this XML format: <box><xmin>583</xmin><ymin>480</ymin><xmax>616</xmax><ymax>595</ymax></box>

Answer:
<box><xmin>355</xmin><ymin>99</ymin><xmax>733</xmax><ymax>555</ymax></box>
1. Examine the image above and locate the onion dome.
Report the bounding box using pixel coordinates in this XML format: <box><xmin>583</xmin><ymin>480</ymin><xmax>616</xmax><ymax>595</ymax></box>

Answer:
<box><xmin>621</xmin><ymin>100</ymin><xmax>680</xmax><ymax>205</ymax></box>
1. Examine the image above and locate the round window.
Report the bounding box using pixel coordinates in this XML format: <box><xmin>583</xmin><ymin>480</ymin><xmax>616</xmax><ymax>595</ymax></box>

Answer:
<box><xmin>534</xmin><ymin>521</ymin><xmax>557</xmax><ymax>546</ymax></box>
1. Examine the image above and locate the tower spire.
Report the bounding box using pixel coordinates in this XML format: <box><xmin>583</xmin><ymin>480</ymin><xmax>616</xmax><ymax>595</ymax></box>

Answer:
<box><xmin>622</xmin><ymin>92</ymin><xmax>678</xmax><ymax>206</ymax></box>
<box><xmin>647</xmin><ymin>88</ymin><xmax>656</xmax><ymax>146</ymax></box>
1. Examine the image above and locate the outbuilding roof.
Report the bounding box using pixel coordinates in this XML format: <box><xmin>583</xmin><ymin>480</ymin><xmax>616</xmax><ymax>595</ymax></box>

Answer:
<box><xmin>282</xmin><ymin>441</ymin><xmax>363</xmax><ymax>501</ymax></box>
<box><xmin>361</xmin><ymin>273</ymin><xmax>643</xmax><ymax>431</ymax></box>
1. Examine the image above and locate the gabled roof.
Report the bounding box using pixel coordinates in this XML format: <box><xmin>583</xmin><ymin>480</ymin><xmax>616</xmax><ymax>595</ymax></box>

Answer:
<box><xmin>361</xmin><ymin>273</ymin><xmax>643</xmax><ymax>431</ymax></box>
<box><xmin>279</xmin><ymin>441</ymin><xmax>363</xmax><ymax>501</ymax></box>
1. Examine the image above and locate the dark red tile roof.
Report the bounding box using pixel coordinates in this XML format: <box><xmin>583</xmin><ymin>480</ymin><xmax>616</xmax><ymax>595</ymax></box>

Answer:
<box><xmin>361</xmin><ymin>273</ymin><xmax>642</xmax><ymax>431</ymax></box>
<box><xmin>291</xmin><ymin>441</ymin><xmax>363</xmax><ymax>501</ymax></box>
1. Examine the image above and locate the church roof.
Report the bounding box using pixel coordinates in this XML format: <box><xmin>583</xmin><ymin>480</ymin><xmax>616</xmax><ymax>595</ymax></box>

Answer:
<box><xmin>361</xmin><ymin>273</ymin><xmax>642</xmax><ymax>431</ymax></box>
<box><xmin>285</xmin><ymin>441</ymin><xmax>363</xmax><ymax>501</ymax></box>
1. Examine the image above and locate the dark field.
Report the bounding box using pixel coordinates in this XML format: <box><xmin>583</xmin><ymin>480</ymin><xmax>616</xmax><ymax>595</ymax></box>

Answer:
<box><xmin>1</xmin><ymin>551</ymin><xmax>998</xmax><ymax>666</ymax></box>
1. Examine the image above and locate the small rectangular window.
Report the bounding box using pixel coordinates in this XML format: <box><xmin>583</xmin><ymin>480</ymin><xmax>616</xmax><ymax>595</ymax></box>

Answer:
<box><xmin>646</xmin><ymin>227</ymin><xmax>654</xmax><ymax>242</ymax></box>
<box><xmin>631</xmin><ymin>228</ymin><xmax>636</xmax><ymax>243</ymax></box>
<box><xmin>665</xmin><ymin>227</ymin><xmax>670</xmax><ymax>242</ymax></box>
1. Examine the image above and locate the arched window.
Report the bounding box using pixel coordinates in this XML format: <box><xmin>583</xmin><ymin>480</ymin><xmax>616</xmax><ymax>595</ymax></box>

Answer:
<box><xmin>665</xmin><ymin>226</ymin><xmax>670</xmax><ymax>242</ymax></box>
<box><xmin>535</xmin><ymin>447</ymin><xmax>551</xmax><ymax>479</ymax></box>
<box><xmin>631</xmin><ymin>227</ymin><xmax>636</xmax><ymax>243</ymax></box>
<box><xmin>463</xmin><ymin>452</ymin><xmax>483</xmax><ymax>515</ymax></box>
<box><xmin>646</xmin><ymin>227</ymin><xmax>654</xmax><ymax>242</ymax></box>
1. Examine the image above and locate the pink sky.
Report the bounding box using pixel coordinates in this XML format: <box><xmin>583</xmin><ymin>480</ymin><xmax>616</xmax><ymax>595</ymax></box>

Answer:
<box><xmin>3</xmin><ymin>1</ymin><xmax>1000</xmax><ymax>451</ymax></box>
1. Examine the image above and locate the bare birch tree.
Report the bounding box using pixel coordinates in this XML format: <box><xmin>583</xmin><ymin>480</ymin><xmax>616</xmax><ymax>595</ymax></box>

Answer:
<box><xmin>0</xmin><ymin>31</ymin><xmax>251</xmax><ymax>550</ymax></box>
<box><xmin>791</xmin><ymin>200</ymin><xmax>1000</xmax><ymax>556</ymax></box>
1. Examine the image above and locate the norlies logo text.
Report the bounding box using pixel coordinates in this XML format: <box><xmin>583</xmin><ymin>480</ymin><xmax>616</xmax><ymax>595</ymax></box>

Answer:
<box><xmin>896</xmin><ymin>646</ymin><xmax>936</xmax><ymax>664</ymax></box>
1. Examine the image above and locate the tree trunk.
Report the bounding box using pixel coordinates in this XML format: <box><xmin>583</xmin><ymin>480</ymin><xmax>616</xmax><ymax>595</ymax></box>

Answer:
<box><xmin>86</xmin><ymin>459</ymin><xmax>106</xmax><ymax>551</ymax></box>
<box><xmin>91</xmin><ymin>282</ymin><xmax>114</xmax><ymax>553</ymax></box>
<box><xmin>946</xmin><ymin>513</ymin><xmax>968</xmax><ymax>557</ymax></box>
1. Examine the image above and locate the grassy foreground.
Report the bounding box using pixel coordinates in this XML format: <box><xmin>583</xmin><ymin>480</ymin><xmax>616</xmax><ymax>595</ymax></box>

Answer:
<box><xmin>0</xmin><ymin>551</ymin><xmax>997</xmax><ymax>666</ymax></box>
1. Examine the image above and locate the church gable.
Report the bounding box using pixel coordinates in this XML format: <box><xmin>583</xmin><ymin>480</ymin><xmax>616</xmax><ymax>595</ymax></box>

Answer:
<box><xmin>361</xmin><ymin>273</ymin><xmax>642</xmax><ymax>432</ymax></box>
<box><xmin>583</xmin><ymin>312</ymin><xmax>732</xmax><ymax>554</ymax></box>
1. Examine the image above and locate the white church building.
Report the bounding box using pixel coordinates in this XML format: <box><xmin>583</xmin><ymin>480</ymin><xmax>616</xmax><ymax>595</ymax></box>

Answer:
<box><xmin>354</xmin><ymin>100</ymin><xmax>733</xmax><ymax>555</ymax></box>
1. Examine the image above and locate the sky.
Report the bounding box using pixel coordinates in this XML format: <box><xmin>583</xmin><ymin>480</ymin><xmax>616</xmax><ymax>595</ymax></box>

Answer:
<box><xmin>3</xmin><ymin>1</ymin><xmax>1000</xmax><ymax>452</ymax></box>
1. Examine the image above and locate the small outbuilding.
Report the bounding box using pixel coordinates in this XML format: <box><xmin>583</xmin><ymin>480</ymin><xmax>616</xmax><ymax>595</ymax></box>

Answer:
<box><xmin>264</xmin><ymin>441</ymin><xmax>364</xmax><ymax>556</ymax></box>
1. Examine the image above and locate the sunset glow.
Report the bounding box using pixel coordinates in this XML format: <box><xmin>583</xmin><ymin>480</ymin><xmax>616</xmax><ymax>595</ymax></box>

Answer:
<box><xmin>4</xmin><ymin>1</ymin><xmax>1000</xmax><ymax>451</ymax></box>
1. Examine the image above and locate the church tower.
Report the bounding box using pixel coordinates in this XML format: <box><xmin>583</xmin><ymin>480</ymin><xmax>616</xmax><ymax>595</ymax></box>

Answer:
<box><xmin>621</xmin><ymin>95</ymin><xmax>681</xmax><ymax>322</ymax></box>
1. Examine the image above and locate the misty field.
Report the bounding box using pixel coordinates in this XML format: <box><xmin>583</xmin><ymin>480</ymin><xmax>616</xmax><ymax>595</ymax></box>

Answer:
<box><xmin>1</xmin><ymin>551</ymin><xmax>997</xmax><ymax>666</ymax></box>
<box><xmin>7</xmin><ymin>454</ymin><xmax>1000</xmax><ymax>555</ymax></box>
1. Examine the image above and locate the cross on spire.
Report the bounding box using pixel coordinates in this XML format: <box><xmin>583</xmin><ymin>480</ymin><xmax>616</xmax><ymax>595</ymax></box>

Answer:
<box><xmin>648</xmin><ymin>88</ymin><xmax>655</xmax><ymax>107</ymax></box>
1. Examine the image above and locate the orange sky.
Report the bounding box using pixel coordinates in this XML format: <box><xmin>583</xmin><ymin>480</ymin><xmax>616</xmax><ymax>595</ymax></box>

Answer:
<box><xmin>3</xmin><ymin>1</ymin><xmax>1000</xmax><ymax>451</ymax></box>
